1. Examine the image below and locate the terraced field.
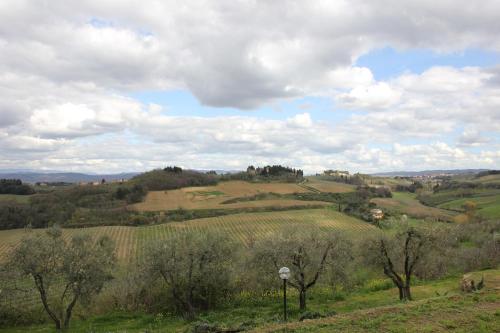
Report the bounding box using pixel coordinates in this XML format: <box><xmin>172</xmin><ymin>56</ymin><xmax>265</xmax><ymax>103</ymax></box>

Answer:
<box><xmin>303</xmin><ymin>178</ymin><xmax>356</xmax><ymax>193</ymax></box>
<box><xmin>132</xmin><ymin>180</ymin><xmax>334</xmax><ymax>211</ymax></box>
<box><xmin>0</xmin><ymin>209</ymin><xmax>376</xmax><ymax>263</ymax></box>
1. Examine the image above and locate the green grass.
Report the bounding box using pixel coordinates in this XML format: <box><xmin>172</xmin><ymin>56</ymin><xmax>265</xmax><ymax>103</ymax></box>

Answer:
<box><xmin>2</xmin><ymin>269</ymin><xmax>498</xmax><ymax>333</ymax></box>
<box><xmin>437</xmin><ymin>193</ymin><xmax>500</xmax><ymax>219</ymax></box>
<box><xmin>269</xmin><ymin>292</ymin><xmax>499</xmax><ymax>333</ymax></box>
<box><xmin>0</xmin><ymin>194</ymin><xmax>32</xmax><ymax>204</ymax></box>
<box><xmin>414</xmin><ymin>173</ymin><xmax>500</xmax><ymax>220</ymax></box>
<box><xmin>0</xmin><ymin>312</ymin><xmax>188</xmax><ymax>333</ymax></box>
<box><xmin>371</xmin><ymin>192</ymin><xmax>456</xmax><ymax>221</ymax></box>
<box><xmin>249</xmin><ymin>270</ymin><xmax>500</xmax><ymax>333</ymax></box>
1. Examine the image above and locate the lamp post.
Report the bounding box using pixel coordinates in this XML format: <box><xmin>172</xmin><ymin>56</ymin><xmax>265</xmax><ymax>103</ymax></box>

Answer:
<box><xmin>279</xmin><ymin>267</ymin><xmax>290</xmax><ymax>322</ymax></box>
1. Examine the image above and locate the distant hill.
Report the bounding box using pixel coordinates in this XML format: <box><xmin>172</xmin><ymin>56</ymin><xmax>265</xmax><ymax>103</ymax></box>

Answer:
<box><xmin>130</xmin><ymin>168</ymin><xmax>218</xmax><ymax>191</ymax></box>
<box><xmin>372</xmin><ymin>169</ymin><xmax>489</xmax><ymax>177</ymax></box>
<box><xmin>0</xmin><ymin>171</ymin><xmax>140</xmax><ymax>184</ymax></box>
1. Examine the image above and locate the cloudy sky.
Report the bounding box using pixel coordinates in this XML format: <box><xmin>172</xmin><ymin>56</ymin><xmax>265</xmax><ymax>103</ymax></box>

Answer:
<box><xmin>1</xmin><ymin>0</ymin><xmax>499</xmax><ymax>174</ymax></box>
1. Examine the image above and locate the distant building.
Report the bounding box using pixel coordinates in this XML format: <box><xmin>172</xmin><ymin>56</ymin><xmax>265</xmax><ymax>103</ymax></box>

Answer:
<box><xmin>324</xmin><ymin>170</ymin><xmax>351</xmax><ymax>178</ymax></box>
<box><xmin>370</xmin><ymin>208</ymin><xmax>384</xmax><ymax>220</ymax></box>
<box><xmin>111</xmin><ymin>178</ymin><xmax>128</xmax><ymax>183</ymax></box>
<box><xmin>246</xmin><ymin>165</ymin><xmax>256</xmax><ymax>176</ymax></box>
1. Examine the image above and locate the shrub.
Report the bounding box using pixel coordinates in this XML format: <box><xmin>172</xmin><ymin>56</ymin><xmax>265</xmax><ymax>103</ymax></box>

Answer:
<box><xmin>299</xmin><ymin>311</ymin><xmax>324</xmax><ymax>321</ymax></box>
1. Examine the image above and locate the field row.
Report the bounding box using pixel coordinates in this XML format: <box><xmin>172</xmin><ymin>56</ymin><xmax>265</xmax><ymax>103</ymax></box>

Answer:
<box><xmin>0</xmin><ymin>209</ymin><xmax>376</xmax><ymax>263</ymax></box>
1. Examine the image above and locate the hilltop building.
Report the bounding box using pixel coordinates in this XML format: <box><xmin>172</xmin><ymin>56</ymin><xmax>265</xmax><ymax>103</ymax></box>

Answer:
<box><xmin>324</xmin><ymin>170</ymin><xmax>351</xmax><ymax>178</ymax></box>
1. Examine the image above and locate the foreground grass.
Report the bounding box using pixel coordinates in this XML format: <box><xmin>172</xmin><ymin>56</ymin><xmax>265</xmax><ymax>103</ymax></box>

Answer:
<box><xmin>255</xmin><ymin>290</ymin><xmax>499</xmax><ymax>333</ymax></box>
<box><xmin>2</xmin><ymin>270</ymin><xmax>498</xmax><ymax>333</ymax></box>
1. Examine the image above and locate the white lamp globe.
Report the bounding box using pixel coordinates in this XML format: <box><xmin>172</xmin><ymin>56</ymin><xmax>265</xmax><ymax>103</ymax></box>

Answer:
<box><xmin>279</xmin><ymin>267</ymin><xmax>290</xmax><ymax>280</ymax></box>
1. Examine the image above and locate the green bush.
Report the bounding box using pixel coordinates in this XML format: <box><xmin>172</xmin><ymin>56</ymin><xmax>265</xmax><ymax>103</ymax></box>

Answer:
<box><xmin>299</xmin><ymin>311</ymin><xmax>324</xmax><ymax>321</ymax></box>
<box><xmin>362</xmin><ymin>279</ymin><xmax>394</xmax><ymax>292</ymax></box>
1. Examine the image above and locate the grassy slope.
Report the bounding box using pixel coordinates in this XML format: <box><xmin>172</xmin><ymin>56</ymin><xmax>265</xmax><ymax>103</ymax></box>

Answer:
<box><xmin>371</xmin><ymin>192</ymin><xmax>456</xmax><ymax>221</ymax></box>
<box><xmin>436</xmin><ymin>193</ymin><xmax>500</xmax><ymax>219</ymax></box>
<box><xmin>251</xmin><ymin>270</ymin><xmax>500</xmax><ymax>333</ymax></box>
<box><xmin>303</xmin><ymin>177</ymin><xmax>356</xmax><ymax>193</ymax></box>
<box><xmin>426</xmin><ymin>174</ymin><xmax>500</xmax><ymax>219</ymax></box>
<box><xmin>2</xmin><ymin>270</ymin><xmax>498</xmax><ymax>333</ymax></box>
<box><xmin>0</xmin><ymin>194</ymin><xmax>32</xmax><ymax>204</ymax></box>
<box><xmin>131</xmin><ymin>181</ymin><xmax>329</xmax><ymax>211</ymax></box>
<box><xmin>257</xmin><ymin>291</ymin><xmax>499</xmax><ymax>333</ymax></box>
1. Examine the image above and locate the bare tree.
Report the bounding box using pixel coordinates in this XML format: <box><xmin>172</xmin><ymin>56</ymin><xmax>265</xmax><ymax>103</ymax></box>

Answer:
<box><xmin>366</xmin><ymin>228</ymin><xmax>430</xmax><ymax>301</ymax></box>
<box><xmin>252</xmin><ymin>226</ymin><xmax>350</xmax><ymax>310</ymax></box>
<box><xmin>7</xmin><ymin>226</ymin><xmax>115</xmax><ymax>330</ymax></box>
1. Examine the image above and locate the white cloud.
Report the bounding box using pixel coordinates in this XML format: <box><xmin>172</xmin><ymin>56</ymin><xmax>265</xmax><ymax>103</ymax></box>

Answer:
<box><xmin>458</xmin><ymin>128</ymin><xmax>491</xmax><ymax>147</ymax></box>
<box><xmin>2</xmin><ymin>1</ymin><xmax>500</xmax><ymax>108</ymax></box>
<box><xmin>0</xmin><ymin>1</ymin><xmax>499</xmax><ymax>173</ymax></box>
<box><xmin>287</xmin><ymin>113</ymin><xmax>313</xmax><ymax>128</ymax></box>
<box><xmin>336</xmin><ymin>82</ymin><xmax>401</xmax><ymax>110</ymax></box>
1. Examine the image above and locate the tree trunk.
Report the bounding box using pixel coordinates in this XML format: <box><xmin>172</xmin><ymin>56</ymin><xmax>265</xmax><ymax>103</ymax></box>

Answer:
<box><xmin>403</xmin><ymin>286</ymin><xmax>412</xmax><ymax>301</ymax></box>
<box><xmin>63</xmin><ymin>294</ymin><xmax>79</xmax><ymax>329</ymax></box>
<box><xmin>33</xmin><ymin>274</ymin><xmax>61</xmax><ymax>330</ymax></box>
<box><xmin>299</xmin><ymin>289</ymin><xmax>306</xmax><ymax>310</ymax></box>
<box><xmin>397</xmin><ymin>285</ymin><xmax>411</xmax><ymax>301</ymax></box>
<box><xmin>185</xmin><ymin>299</ymin><xmax>196</xmax><ymax>320</ymax></box>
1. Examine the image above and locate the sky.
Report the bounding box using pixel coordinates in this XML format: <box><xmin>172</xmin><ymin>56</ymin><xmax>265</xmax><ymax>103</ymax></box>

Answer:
<box><xmin>0</xmin><ymin>0</ymin><xmax>500</xmax><ymax>174</ymax></box>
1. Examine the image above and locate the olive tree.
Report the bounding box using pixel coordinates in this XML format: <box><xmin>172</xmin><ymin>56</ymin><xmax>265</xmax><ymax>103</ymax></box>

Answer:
<box><xmin>142</xmin><ymin>230</ymin><xmax>236</xmax><ymax>319</ymax></box>
<box><xmin>8</xmin><ymin>227</ymin><xmax>115</xmax><ymax>330</ymax></box>
<box><xmin>252</xmin><ymin>226</ymin><xmax>350</xmax><ymax>311</ymax></box>
<box><xmin>364</xmin><ymin>227</ymin><xmax>433</xmax><ymax>301</ymax></box>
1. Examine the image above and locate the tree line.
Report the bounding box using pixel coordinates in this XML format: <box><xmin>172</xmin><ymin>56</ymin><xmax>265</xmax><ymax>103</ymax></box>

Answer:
<box><xmin>130</xmin><ymin>168</ymin><xmax>218</xmax><ymax>191</ymax></box>
<box><xmin>0</xmin><ymin>179</ymin><xmax>35</xmax><ymax>195</ymax></box>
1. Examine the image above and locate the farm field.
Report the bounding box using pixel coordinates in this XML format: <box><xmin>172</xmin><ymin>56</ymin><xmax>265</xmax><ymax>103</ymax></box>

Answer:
<box><xmin>131</xmin><ymin>180</ymin><xmax>351</xmax><ymax>211</ymax></box>
<box><xmin>453</xmin><ymin>173</ymin><xmax>500</xmax><ymax>185</ymax></box>
<box><xmin>367</xmin><ymin>176</ymin><xmax>413</xmax><ymax>188</ymax></box>
<box><xmin>0</xmin><ymin>208</ymin><xmax>376</xmax><ymax>263</ymax></box>
<box><xmin>0</xmin><ymin>194</ymin><xmax>32</xmax><ymax>204</ymax></box>
<box><xmin>303</xmin><ymin>177</ymin><xmax>356</xmax><ymax>193</ymax></box>
<box><xmin>371</xmin><ymin>192</ymin><xmax>456</xmax><ymax>221</ymax></box>
<box><xmin>437</xmin><ymin>193</ymin><xmax>500</xmax><ymax>219</ymax></box>
<box><xmin>474</xmin><ymin>173</ymin><xmax>500</xmax><ymax>184</ymax></box>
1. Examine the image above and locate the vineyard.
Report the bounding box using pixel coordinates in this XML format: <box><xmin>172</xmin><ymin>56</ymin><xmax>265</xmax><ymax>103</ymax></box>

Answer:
<box><xmin>0</xmin><ymin>208</ymin><xmax>376</xmax><ymax>264</ymax></box>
